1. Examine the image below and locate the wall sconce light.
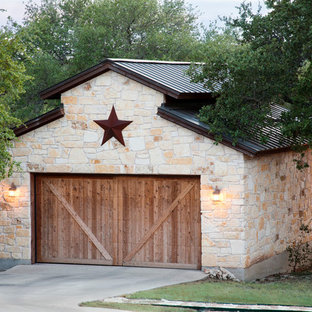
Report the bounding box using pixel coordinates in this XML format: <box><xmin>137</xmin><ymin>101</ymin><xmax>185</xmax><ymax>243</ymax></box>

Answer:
<box><xmin>8</xmin><ymin>183</ymin><xmax>17</xmax><ymax>197</ymax></box>
<box><xmin>3</xmin><ymin>183</ymin><xmax>18</xmax><ymax>202</ymax></box>
<box><xmin>212</xmin><ymin>186</ymin><xmax>221</xmax><ymax>202</ymax></box>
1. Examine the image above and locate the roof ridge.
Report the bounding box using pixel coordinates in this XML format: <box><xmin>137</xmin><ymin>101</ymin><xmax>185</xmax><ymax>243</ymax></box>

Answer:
<box><xmin>108</xmin><ymin>58</ymin><xmax>198</xmax><ymax>65</ymax></box>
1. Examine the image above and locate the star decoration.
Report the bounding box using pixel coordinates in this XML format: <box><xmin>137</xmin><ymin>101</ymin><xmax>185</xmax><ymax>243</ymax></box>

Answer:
<box><xmin>94</xmin><ymin>106</ymin><xmax>132</xmax><ymax>146</ymax></box>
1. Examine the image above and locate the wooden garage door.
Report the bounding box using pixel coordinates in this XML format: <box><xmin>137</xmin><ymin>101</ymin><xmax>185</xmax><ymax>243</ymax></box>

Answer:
<box><xmin>36</xmin><ymin>174</ymin><xmax>201</xmax><ymax>269</ymax></box>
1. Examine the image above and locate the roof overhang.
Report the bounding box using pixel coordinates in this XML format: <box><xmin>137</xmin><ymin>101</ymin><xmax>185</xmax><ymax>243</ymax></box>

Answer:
<box><xmin>157</xmin><ymin>105</ymin><xmax>292</xmax><ymax>157</ymax></box>
<box><xmin>40</xmin><ymin>59</ymin><xmax>212</xmax><ymax>100</ymax></box>
<box><xmin>14</xmin><ymin>105</ymin><xmax>65</xmax><ymax>137</ymax></box>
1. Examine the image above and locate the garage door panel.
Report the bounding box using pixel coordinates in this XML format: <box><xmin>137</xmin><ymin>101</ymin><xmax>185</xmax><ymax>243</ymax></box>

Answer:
<box><xmin>121</xmin><ymin>177</ymin><xmax>200</xmax><ymax>268</ymax></box>
<box><xmin>36</xmin><ymin>175</ymin><xmax>200</xmax><ymax>269</ymax></box>
<box><xmin>36</xmin><ymin>176</ymin><xmax>114</xmax><ymax>264</ymax></box>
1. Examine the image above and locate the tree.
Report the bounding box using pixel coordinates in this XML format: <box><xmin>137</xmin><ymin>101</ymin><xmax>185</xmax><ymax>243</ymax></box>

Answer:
<box><xmin>71</xmin><ymin>0</ymin><xmax>201</xmax><ymax>72</ymax></box>
<box><xmin>189</xmin><ymin>0</ymin><xmax>312</xmax><ymax>167</ymax></box>
<box><xmin>6</xmin><ymin>0</ymin><xmax>201</xmax><ymax>121</ymax></box>
<box><xmin>5</xmin><ymin>0</ymin><xmax>91</xmax><ymax>121</ymax></box>
<box><xmin>0</xmin><ymin>29</ymin><xmax>30</xmax><ymax>180</ymax></box>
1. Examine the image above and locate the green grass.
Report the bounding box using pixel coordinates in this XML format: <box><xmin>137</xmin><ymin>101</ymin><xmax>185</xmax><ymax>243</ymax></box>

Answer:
<box><xmin>127</xmin><ymin>278</ymin><xmax>312</xmax><ymax>307</ymax></box>
<box><xmin>79</xmin><ymin>301</ymin><xmax>196</xmax><ymax>311</ymax></box>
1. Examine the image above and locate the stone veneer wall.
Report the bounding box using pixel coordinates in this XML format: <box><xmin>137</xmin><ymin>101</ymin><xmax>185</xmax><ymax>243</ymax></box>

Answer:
<box><xmin>2</xmin><ymin>69</ymin><xmax>311</xmax><ymax>277</ymax></box>
<box><xmin>244</xmin><ymin>151</ymin><xmax>312</xmax><ymax>270</ymax></box>
<box><xmin>0</xmin><ymin>70</ymin><xmax>248</xmax><ymax>270</ymax></box>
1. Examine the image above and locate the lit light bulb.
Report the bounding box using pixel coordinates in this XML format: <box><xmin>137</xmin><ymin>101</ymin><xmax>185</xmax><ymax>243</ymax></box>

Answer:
<box><xmin>212</xmin><ymin>186</ymin><xmax>221</xmax><ymax>202</ymax></box>
<box><xmin>8</xmin><ymin>183</ymin><xmax>17</xmax><ymax>197</ymax></box>
<box><xmin>8</xmin><ymin>189</ymin><xmax>16</xmax><ymax>197</ymax></box>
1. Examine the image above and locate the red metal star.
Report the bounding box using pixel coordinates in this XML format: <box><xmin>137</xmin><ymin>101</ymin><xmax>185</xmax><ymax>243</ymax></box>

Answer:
<box><xmin>94</xmin><ymin>106</ymin><xmax>132</xmax><ymax>146</ymax></box>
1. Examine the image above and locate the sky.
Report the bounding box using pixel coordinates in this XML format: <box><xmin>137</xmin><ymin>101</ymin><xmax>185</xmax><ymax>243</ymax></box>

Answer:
<box><xmin>0</xmin><ymin>0</ymin><xmax>267</xmax><ymax>27</ymax></box>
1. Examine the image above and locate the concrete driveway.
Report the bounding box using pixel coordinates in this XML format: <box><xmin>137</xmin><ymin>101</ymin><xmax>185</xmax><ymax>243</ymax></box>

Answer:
<box><xmin>0</xmin><ymin>264</ymin><xmax>206</xmax><ymax>312</ymax></box>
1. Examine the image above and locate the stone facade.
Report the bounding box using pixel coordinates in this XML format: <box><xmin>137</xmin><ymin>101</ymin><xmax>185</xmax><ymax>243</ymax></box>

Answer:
<box><xmin>0</xmin><ymin>69</ymin><xmax>311</xmax><ymax>278</ymax></box>
<box><xmin>244</xmin><ymin>152</ymin><xmax>312</xmax><ymax>269</ymax></box>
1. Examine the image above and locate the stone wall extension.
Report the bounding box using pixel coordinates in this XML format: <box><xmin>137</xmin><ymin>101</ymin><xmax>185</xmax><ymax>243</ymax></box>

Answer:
<box><xmin>244</xmin><ymin>151</ymin><xmax>312</xmax><ymax>270</ymax></box>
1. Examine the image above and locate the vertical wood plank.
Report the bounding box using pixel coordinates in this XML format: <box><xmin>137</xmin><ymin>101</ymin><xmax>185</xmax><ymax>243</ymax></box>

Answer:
<box><xmin>112</xmin><ymin>177</ymin><xmax>118</xmax><ymax>265</ymax></box>
<box><xmin>117</xmin><ymin>177</ymin><xmax>124</xmax><ymax>265</ymax></box>
<box><xmin>36</xmin><ymin>174</ymin><xmax>201</xmax><ymax>269</ymax></box>
<box><xmin>35</xmin><ymin>176</ymin><xmax>41</xmax><ymax>262</ymax></box>
<box><xmin>30</xmin><ymin>174</ymin><xmax>36</xmax><ymax>264</ymax></box>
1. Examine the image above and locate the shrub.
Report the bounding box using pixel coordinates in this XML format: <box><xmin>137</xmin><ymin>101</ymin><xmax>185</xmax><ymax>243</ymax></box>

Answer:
<box><xmin>287</xmin><ymin>223</ymin><xmax>312</xmax><ymax>272</ymax></box>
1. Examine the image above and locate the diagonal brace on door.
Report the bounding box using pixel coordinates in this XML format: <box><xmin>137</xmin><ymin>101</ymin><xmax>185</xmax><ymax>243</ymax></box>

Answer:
<box><xmin>45</xmin><ymin>181</ymin><xmax>113</xmax><ymax>261</ymax></box>
<box><xmin>123</xmin><ymin>182</ymin><xmax>195</xmax><ymax>263</ymax></box>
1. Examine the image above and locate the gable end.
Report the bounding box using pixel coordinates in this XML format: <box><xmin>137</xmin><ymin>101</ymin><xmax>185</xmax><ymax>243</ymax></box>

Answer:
<box><xmin>39</xmin><ymin>59</ymin><xmax>212</xmax><ymax>100</ymax></box>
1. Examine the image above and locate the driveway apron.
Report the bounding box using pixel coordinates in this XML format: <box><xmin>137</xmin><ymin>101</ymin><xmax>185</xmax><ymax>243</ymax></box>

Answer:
<box><xmin>0</xmin><ymin>264</ymin><xmax>205</xmax><ymax>312</ymax></box>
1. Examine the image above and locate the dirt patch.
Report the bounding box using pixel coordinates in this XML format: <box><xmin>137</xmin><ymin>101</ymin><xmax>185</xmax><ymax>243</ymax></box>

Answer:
<box><xmin>253</xmin><ymin>270</ymin><xmax>312</xmax><ymax>283</ymax></box>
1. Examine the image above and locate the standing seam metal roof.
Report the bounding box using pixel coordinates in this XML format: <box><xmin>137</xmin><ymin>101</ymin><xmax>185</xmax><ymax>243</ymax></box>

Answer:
<box><xmin>114</xmin><ymin>60</ymin><xmax>212</xmax><ymax>93</ymax></box>
<box><xmin>158</xmin><ymin>104</ymin><xmax>298</xmax><ymax>155</ymax></box>
<box><xmin>40</xmin><ymin>58</ymin><xmax>215</xmax><ymax>100</ymax></box>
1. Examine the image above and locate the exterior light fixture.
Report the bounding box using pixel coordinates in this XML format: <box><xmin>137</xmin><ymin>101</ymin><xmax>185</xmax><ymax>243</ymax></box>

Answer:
<box><xmin>8</xmin><ymin>183</ymin><xmax>17</xmax><ymax>197</ymax></box>
<box><xmin>3</xmin><ymin>183</ymin><xmax>18</xmax><ymax>202</ymax></box>
<box><xmin>212</xmin><ymin>186</ymin><xmax>221</xmax><ymax>202</ymax></box>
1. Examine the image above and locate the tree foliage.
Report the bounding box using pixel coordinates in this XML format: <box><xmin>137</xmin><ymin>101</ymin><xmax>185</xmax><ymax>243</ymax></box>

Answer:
<box><xmin>72</xmin><ymin>0</ymin><xmax>200</xmax><ymax>72</ymax></box>
<box><xmin>190</xmin><ymin>0</ymin><xmax>312</xmax><ymax>165</ymax></box>
<box><xmin>6</xmin><ymin>0</ymin><xmax>201</xmax><ymax>121</ymax></box>
<box><xmin>0</xmin><ymin>29</ymin><xmax>30</xmax><ymax>180</ymax></box>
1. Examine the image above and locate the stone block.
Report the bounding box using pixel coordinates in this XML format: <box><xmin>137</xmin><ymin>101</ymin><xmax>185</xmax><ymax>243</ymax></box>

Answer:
<box><xmin>28</xmin><ymin>155</ymin><xmax>43</xmax><ymax>163</ymax></box>
<box><xmin>202</xmin><ymin>253</ymin><xmax>217</xmax><ymax>266</ymax></box>
<box><xmin>135</xmin><ymin>158</ymin><xmax>150</xmax><ymax>165</ymax></box>
<box><xmin>103</xmin><ymin>87</ymin><xmax>119</xmax><ymax>99</ymax></box>
<box><xmin>84</xmin><ymin>131</ymin><xmax>98</xmax><ymax>143</ymax></box>
<box><xmin>16</xmin><ymin>229</ymin><xmax>30</xmax><ymax>237</ymax></box>
<box><xmin>62</xmin><ymin>96</ymin><xmax>77</xmax><ymax>105</ymax></box>
<box><xmin>230</xmin><ymin>240</ymin><xmax>245</xmax><ymax>254</ymax></box>
<box><xmin>3</xmin><ymin>226</ymin><xmax>14</xmax><ymax>234</ymax></box>
<box><xmin>68</xmin><ymin>148</ymin><xmax>88</xmax><ymax>164</ymax></box>
<box><xmin>167</xmin><ymin>158</ymin><xmax>192</xmax><ymax>165</ymax></box>
<box><xmin>150</xmin><ymin>129</ymin><xmax>162</xmax><ymax>135</ymax></box>
<box><xmin>95</xmin><ymin>75</ymin><xmax>112</xmax><ymax>86</ymax></box>
<box><xmin>218</xmin><ymin>255</ymin><xmax>242</xmax><ymax>267</ymax></box>
<box><xmin>16</xmin><ymin>237</ymin><xmax>29</xmax><ymax>247</ymax></box>
<box><xmin>158</xmin><ymin>165</ymin><xmax>190</xmax><ymax>174</ymax></box>
<box><xmin>0</xmin><ymin>252</ymin><xmax>10</xmax><ymax>258</ymax></box>
<box><xmin>48</xmin><ymin>149</ymin><xmax>60</xmax><ymax>158</ymax></box>
<box><xmin>84</xmin><ymin>105</ymin><xmax>107</xmax><ymax>114</ymax></box>
<box><xmin>46</xmin><ymin>165</ymin><xmax>72</xmax><ymax>172</ymax></box>
<box><xmin>54</xmin><ymin>127</ymin><xmax>76</xmax><ymax>136</ymax></box>
<box><xmin>6</xmin><ymin>246</ymin><xmax>21</xmax><ymax>253</ymax></box>
<box><xmin>79</xmin><ymin>97</ymin><xmax>98</xmax><ymax>105</ymax></box>
<box><xmin>61</xmin><ymin>141</ymin><xmax>84</xmax><ymax>148</ymax></box>
<box><xmin>128</xmin><ymin>137</ymin><xmax>145</xmax><ymax>151</ymax></box>
<box><xmin>14</xmin><ymin>142</ymin><xmax>27</xmax><ymax>148</ymax></box>
<box><xmin>173</xmin><ymin>144</ymin><xmax>191</xmax><ymax>157</ymax></box>
<box><xmin>164</xmin><ymin>151</ymin><xmax>173</xmax><ymax>158</ymax></box>
<box><xmin>120</xmin><ymin>152</ymin><xmax>136</xmax><ymax>164</ymax></box>
<box><xmin>95</xmin><ymin>165</ymin><xmax>119</xmax><ymax>173</ymax></box>
<box><xmin>66</xmin><ymin>105</ymin><xmax>84</xmax><ymax>114</ymax></box>
<box><xmin>149</xmin><ymin>149</ymin><xmax>163</xmax><ymax>165</ymax></box>
<box><xmin>13</xmin><ymin>148</ymin><xmax>31</xmax><ymax>157</ymax></box>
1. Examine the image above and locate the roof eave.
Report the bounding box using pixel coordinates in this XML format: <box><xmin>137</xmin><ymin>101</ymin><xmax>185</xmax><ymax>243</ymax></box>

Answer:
<box><xmin>14</xmin><ymin>104</ymin><xmax>65</xmax><ymax>137</ymax></box>
<box><xmin>254</xmin><ymin>146</ymin><xmax>292</xmax><ymax>156</ymax></box>
<box><xmin>157</xmin><ymin>106</ymin><xmax>257</xmax><ymax>157</ymax></box>
<box><xmin>40</xmin><ymin>61</ymin><xmax>113</xmax><ymax>100</ymax></box>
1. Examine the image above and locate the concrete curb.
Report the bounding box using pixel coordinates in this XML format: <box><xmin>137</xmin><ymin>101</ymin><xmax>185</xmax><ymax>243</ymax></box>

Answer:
<box><xmin>103</xmin><ymin>297</ymin><xmax>312</xmax><ymax>311</ymax></box>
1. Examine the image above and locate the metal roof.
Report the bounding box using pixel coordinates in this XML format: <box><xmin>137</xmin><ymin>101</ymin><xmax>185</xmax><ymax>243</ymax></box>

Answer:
<box><xmin>158</xmin><ymin>104</ymin><xmax>296</xmax><ymax>156</ymax></box>
<box><xmin>40</xmin><ymin>58</ymin><xmax>213</xmax><ymax>100</ymax></box>
<box><xmin>38</xmin><ymin>58</ymin><xmax>297</xmax><ymax>156</ymax></box>
<box><xmin>269</xmin><ymin>103</ymin><xmax>289</xmax><ymax>120</ymax></box>
<box><xmin>112</xmin><ymin>59</ymin><xmax>211</xmax><ymax>94</ymax></box>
